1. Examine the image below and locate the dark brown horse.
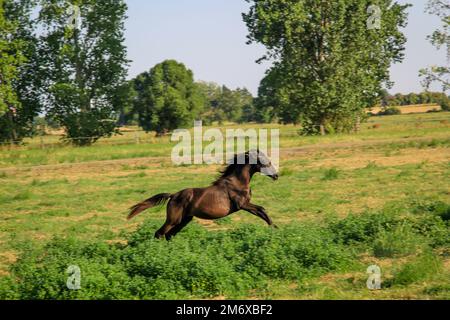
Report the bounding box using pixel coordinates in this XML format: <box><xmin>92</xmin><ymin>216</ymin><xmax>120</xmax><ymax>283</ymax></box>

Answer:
<box><xmin>127</xmin><ymin>150</ymin><xmax>279</xmax><ymax>240</ymax></box>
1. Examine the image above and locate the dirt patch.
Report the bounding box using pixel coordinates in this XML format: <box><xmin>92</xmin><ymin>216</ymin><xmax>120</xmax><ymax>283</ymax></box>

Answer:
<box><xmin>0</xmin><ymin>251</ymin><xmax>17</xmax><ymax>265</ymax></box>
<box><xmin>0</xmin><ymin>157</ymin><xmax>171</xmax><ymax>179</ymax></box>
<box><xmin>318</xmin><ymin>272</ymin><xmax>362</xmax><ymax>285</ymax></box>
<box><xmin>284</xmin><ymin>147</ymin><xmax>449</xmax><ymax>170</ymax></box>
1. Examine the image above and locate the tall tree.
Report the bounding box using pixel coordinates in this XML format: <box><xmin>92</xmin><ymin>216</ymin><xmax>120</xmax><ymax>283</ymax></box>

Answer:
<box><xmin>233</xmin><ymin>87</ymin><xmax>254</xmax><ymax>123</ymax></box>
<box><xmin>0</xmin><ymin>0</ymin><xmax>29</xmax><ymax>143</ymax></box>
<box><xmin>244</xmin><ymin>0</ymin><xmax>409</xmax><ymax>134</ymax></box>
<box><xmin>255</xmin><ymin>65</ymin><xmax>294</xmax><ymax>124</ymax></box>
<box><xmin>39</xmin><ymin>0</ymin><xmax>129</xmax><ymax>145</ymax></box>
<box><xmin>115</xmin><ymin>80</ymin><xmax>137</xmax><ymax>126</ymax></box>
<box><xmin>195</xmin><ymin>82</ymin><xmax>256</xmax><ymax>124</ymax></box>
<box><xmin>218</xmin><ymin>86</ymin><xmax>245</xmax><ymax>123</ymax></box>
<box><xmin>195</xmin><ymin>81</ymin><xmax>224</xmax><ymax>124</ymax></box>
<box><xmin>420</xmin><ymin>0</ymin><xmax>449</xmax><ymax>92</ymax></box>
<box><xmin>132</xmin><ymin>60</ymin><xmax>205</xmax><ymax>135</ymax></box>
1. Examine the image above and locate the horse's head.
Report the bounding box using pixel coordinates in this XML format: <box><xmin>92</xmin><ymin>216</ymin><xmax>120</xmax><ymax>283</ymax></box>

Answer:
<box><xmin>247</xmin><ymin>149</ymin><xmax>279</xmax><ymax>181</ymax></box>
<box><xmin>218</xmin><ymin>150</ymin><xmax>279</xmax><ymax>183</ymax></box>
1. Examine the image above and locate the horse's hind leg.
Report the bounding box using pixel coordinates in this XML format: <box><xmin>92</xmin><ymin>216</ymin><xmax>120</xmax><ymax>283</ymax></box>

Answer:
<box><xmin>154</xmin><ymin>222</ymin><xmax>173</xmax><ymax>239</ymax></box>
<box><xmin>165</xmin><ymin>215</ymin><xmax>193</xmax><ymax>240</ymax></box>
<box><xmin>154</xmin><ymin>198</ymin><xmax>184</xmax><ymax>239</ymax></box>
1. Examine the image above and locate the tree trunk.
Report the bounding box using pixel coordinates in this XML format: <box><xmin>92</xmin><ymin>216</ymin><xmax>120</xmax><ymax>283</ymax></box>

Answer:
<box><xmin>73</xmin><ymin>29</ymin><xmax>90</xmax><ymax>112</ymax></box>
<box><xmin>319</xmin><ymin>124</ymin><xmax>326</xmax><ymax>136</ymax></box>
<box><xmin>319</xmin><ymin>115</ymin><xmax>327</xmax><ymax>136</ymax></box>
<box><xmin>7</xmin><ymin>110</ymin><xmax>18</xmax><ymax>143</ymax></box>
<box><xmin>354</xmin><ymin>116</ymin><xmax>361</xmax><ymax>133</ymax></box>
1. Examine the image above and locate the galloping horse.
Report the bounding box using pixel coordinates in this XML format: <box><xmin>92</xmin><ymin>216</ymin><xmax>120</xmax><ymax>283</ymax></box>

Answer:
<box><xmin>127</xmin><ymin>150</ymin><xmax>279</xmax><ymax>240</ymax></box>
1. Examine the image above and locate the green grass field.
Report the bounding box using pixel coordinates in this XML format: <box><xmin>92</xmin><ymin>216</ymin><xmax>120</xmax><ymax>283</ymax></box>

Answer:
<box><xmin>0</xmin><ymin>112</ymin><xmax>449</xmax><ymax>299</ymax></box>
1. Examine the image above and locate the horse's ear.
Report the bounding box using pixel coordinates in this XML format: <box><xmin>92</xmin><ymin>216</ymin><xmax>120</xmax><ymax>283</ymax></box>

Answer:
<box><xmin>248</xmin><ymin>150</ymin><xmax>259</xmax><ymax>164</ymax></box>
<box><xmin>234</xmin><ymin>152</ymin><xmax>248</xmax><ymax>165</ymax></box>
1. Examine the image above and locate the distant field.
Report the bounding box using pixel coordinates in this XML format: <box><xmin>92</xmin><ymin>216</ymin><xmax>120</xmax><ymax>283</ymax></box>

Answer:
<box><xmin>0</xmin><ymin>112</ymin><xmax>449</xmax><ymax>299</ymax></box>
<box><xmin>369</xmin><ymin>104</ymin><xmax>442</xmax><ymax>115</ymax></box>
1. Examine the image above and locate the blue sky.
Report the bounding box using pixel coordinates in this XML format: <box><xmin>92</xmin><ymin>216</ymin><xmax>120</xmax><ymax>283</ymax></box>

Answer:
<box><xmin>124</xmin><ymin>0</ymin><xmax>447</xmax><ymax>95</ymax></box>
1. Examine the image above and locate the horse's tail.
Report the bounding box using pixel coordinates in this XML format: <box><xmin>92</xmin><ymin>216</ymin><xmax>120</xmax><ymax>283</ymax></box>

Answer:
<box><xmin>127</xmin><ymin>193</ymin><xmax>172</xmax><ymax>220</ymax></box>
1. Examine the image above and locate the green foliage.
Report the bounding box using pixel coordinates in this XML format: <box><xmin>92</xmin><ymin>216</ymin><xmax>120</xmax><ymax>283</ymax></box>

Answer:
<box><xmin>378</xmin><ymin>107</ymin><xmax>401</xmax><ymax>116</ymax></box>
<box><xmin>116</xmin><ymin>81</ymin><xmax>138</xmax><ymax>126</ymax></box>
<box><xmin>410</xmin><ymin>215</ymin><xmax>449</xmax><ymax>247</ymax></box>
<box><xmin>0</xmin><ymin>0</ymin><xmax>24</xmax><ymax>116</ymax></box>
<box><xmin>330</xmin><ymin>211</ymin><xmax>398</xmax><ymax>245</ymax></box>
<box><xmin>423</xmin><ymin>284</ymin><xmax>450</xmax><ymax>296</ymax></box>
<box><xmin>392</xmin><ymin>251</ymin><xmax>443</xmax><ymax>286</ymax></box>
<box><xmin>57</xmin><ymin>108</ymin><xmax>119</xmax><ymax>146</ymax></box>
<box><xmin>407</xmin><ymin>201</ymin><xmax>450</xmax><ymax>247</ymax></box>
<box><xmin>322</xmin><ymin>168</ymin><xmax>340</xmax><ymax>181</ymax></box>
<box><xmin>330</xmin><ymin>201</ymin><xmax>448</xmax><ymax>257</ymax></box>
<box><xmin>256</xmin><ymin>64</ymin><xmax>316</xmax><ymax>127</ymax></box>
<box><xmin>0</xmin><ymin>200</ymin><xmax>448</xmax><ymax>299</ymax></box>
<box><xmin>381</xmin><ymin>91</ymin><xmax>450</xmax><ymax>108</ymax></box>
<box><xmin>412</xmin><ymin>200</ymin><xmax>450</xmax><ymax>221</ymax></box>
<box><xmin>132</xmin><ymin>60</ymin><xmax>204</xmax><ymax>134</ymax></box>
<box><xmin>330</xmin><ymin>202</ymin><xmax>448</xmax><ymax>257</ymax></box>
<box><xmin>254</xmin><ymin>67</ymin><xmax>286</xmax><ymax>124</ymax></box>
<box><xmin>0</xmin><ymin>222</ymin><xmax>354</xmax><ymax>299</ymax></box>
<box><xmin>419</xmin><ymin>0</ymin><xmax>449</xmax><ymax>92</ymax></box>
<box><xmin>372</xmin><ymin>223</ymin><xmax>426</xmax><ymax>258</ymax></box>
<box><xmin>195</xmin><ymin>82</ymin><xmax>255</xmax><ymax>124</ymax></box>
<box><xmin>39</xmin><ymin>0</ymin><xmax>129</xmax><ymax>145</ymax></box>
<box><xmin>0</xmin><ymin>0</ymin><xmax>41</xmax><ymax>144</ymax></box>
<box><xmin>213</xmin><ymin>86</ymin><xmax>242</xmax><ymax>123</ymax></box>
<box><xmin>244</xmin><ymin>0</ymin><xmax>409</xmax><ymax>134</ymax></box>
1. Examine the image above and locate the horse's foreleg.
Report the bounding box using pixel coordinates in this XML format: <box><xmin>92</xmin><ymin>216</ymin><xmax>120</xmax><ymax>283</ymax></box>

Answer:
<box><xmin>241</xmin><ymin>203</ymin><xmax>275</xmax><ymax>226</ymax></box>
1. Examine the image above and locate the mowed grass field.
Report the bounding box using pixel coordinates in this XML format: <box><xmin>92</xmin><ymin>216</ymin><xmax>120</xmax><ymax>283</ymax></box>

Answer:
<box><xmin>0</xmin><ymin>112</ymin><xmax>449</xmax><ymax>299</ymax></box>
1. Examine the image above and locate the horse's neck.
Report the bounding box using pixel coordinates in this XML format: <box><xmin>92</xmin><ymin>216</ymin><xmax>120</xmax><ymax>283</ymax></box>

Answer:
<box><xmin>232</xmin><ymin>165</ymin><xmax>253</xmax><ymax>188</ymax></box>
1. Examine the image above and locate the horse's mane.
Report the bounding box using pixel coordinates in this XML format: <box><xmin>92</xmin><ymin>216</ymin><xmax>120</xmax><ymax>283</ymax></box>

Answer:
<box><xmin>213</xmin><ymin>152</ymin><xmax>254</xmax><ymax>185</ymax></box>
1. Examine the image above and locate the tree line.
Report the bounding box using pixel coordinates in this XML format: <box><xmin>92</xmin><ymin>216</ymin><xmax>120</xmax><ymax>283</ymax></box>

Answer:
<box><xmin>1</xmin><ymin>0</ymin><xmax>448</xmax><ymax>145</ymax></box>
<box><xmin>118</xmin><ymin>60</ymin><xmax>259</xmax><ymax>135</ymax></box>
<box><xmin>0</xmin><ymin>1</ymin><xmax>259</xmax><ymax>144</ymax></box>
<box><xmin>380</xmin><ymin>90</ymin><xmax>450</xmax><ymax>110</ymax></box>
<box><xmin>0</xmin><ymin>0</ymin><xmax>128</xmax><ymax>145</ymax></box>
